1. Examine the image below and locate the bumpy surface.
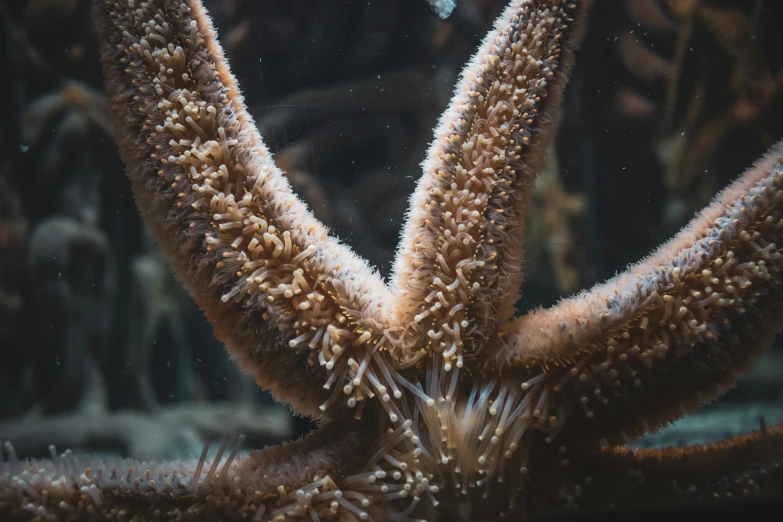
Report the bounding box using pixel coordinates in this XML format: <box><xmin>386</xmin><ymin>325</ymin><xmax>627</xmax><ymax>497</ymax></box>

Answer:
<box><xmin>2</xmin><ymin>0</ymin><xmax>783</xmax><ymax>521</ymax></box>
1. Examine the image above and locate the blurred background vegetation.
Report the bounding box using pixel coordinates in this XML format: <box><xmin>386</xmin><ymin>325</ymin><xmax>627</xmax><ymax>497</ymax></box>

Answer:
<box><xmin>1</xmin><ymin>0</ymin><xmax>782</xmax><ymax>461</ymax></box>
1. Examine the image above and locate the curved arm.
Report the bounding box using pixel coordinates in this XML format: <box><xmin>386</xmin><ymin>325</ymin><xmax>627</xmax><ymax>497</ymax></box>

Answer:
<box><xmin>0</xmin><ymin>421</ymin><xmax>437</xmax><ymax>521</ymax></box>
<box><xmin>390</xmin><ymin>0</ymin><xmax>587</xmax><ymax>371</ymax></box>
<box><xmin>92</xmin><ymin>0</ymin><xmax>395</xmax><ymax>419</ymax></box>
<box><xmin>494</xmin><ymin>141</ymin><xmax>783</xmax><ymax>442</ymax></box>
<box><xmin>561</xmin><ymin>422</ymin><xmax>783</xmax><ymax>512</ymax></box>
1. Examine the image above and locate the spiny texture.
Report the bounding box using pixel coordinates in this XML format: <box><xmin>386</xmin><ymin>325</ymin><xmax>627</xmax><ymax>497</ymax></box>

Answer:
<box><xmin>2</xmin><ymin>0</ymin><xmax>783</xmax><ymax>520</ymax></box>
<box><xmin>92</xmin><ymin>0</ymin><xmax>405</xmax><ymax>421</ymax></box>
<box><xmin>392</xmin><ymin>0</ymin><xmax>580</xmax><ymax>371</ymax></box>
<box><xmin>495</xmin><ymin>144</ymin><xmax>783</xmax><ymax>443</ymax></box>
<box><xmin>0</xmin><ymin>427</ymin><xmax>387</xmax><ymax>521</ymax></box>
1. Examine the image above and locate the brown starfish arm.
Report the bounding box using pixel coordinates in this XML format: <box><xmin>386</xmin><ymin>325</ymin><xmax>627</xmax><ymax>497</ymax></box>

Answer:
<box><xmin>493</xmin><ymin>141</ymin><xmax>783</xmax><ymax>442</ymax></box>
<box><xmin>93</xmin><ymin>0</ymin><xmax>395</xmax><ymax>418</ymax></box>
<box><xmin>0</xmin><ymin>422</ymin><xmax>434</xmax><ymax>521</ymax></box>
<box><xmin>556</xmin><ymin>422</ymin><xmax>783</xmax><ymax>512</ymax></box>
<box><xmin>389</xmin><ymin>0</ymin><xmax>587</xmax><ymax>370</ymax></box>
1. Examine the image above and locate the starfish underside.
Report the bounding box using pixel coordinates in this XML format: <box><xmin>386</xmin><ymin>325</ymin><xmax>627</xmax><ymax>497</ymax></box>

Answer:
<box><xmin>2</xmin><ymin>0</ymin><xmax>783</xmax><ymax>520</ymax></box>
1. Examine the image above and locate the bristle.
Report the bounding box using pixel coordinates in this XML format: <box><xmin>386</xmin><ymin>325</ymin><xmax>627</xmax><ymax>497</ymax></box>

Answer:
<box><xmin>392</xmin><ymin>0</ymin><xmax>583</xmax><ymax>371</ymax></box>
<box><xmin>94</xmin><ymin>0</ymin><xmax>398</xmax><ymax>420</ymax></box>
<box><xmin>219</xmin><ymin>434</ymin><xmax>246</xmax><ymax>480</ymax></box>
<box><xmin>205</xmin><ymin>433</ymin><xmax>231</xmax><ymax>482</ymax></box>
<box><xmin>192</xmin><ymin>435</ymin><xmax>211</xmax><ymax>491</ymax></box>
<box><xmin>499</xmin><ymin>142</ymin><xmax>783</xmax><ymax>442</ymax></box>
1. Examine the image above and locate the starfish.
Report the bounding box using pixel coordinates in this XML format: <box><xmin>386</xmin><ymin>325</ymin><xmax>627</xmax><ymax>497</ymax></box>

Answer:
<box><xmin>2</xmin><ymin>0</ymin><xmax>783</xmax><ymax>520</ymax></box>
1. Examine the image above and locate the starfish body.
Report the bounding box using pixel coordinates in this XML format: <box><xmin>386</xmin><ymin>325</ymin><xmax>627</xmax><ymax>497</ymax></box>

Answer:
<box><xmin>2</xmin><ymin>0</ymin><xmax>783</xmax><ymax>520</ymax></box>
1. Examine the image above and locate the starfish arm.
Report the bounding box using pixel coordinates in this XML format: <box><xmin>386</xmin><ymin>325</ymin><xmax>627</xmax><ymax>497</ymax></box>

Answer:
<box><xmin>93</xmin><ymin>0</ymin><xmax>395</xmax><ymax>418</ymax></box>
<box><xmin>0</xmin><ymin>423</ymin><xmax>433</xmax><ymax>521</ymax></box>
<box><xmin>559</xmin><ymin>423</ymin><xmax>783</xmax><ymax>512</ymax></box>
<box><xmin>494</xmin><ymin>141</ymin><xmax>783</xmax><ymax>442</ymax></box>
<box><xmin>389</xmin><ymin>0</ymin><xmax>587</xmax><ymax>370</ymax></box>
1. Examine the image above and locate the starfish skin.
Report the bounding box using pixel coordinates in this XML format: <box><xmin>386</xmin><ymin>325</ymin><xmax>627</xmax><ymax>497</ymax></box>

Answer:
<box><xmin>2</xmin><ymin>0</ymin><xmax>783</xmax><ymax>520</ymax></box>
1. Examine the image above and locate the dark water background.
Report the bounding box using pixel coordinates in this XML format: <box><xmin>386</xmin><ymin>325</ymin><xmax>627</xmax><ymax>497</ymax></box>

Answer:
<box><xmin>1</xmin><ymin>0</ymin><xmax>782</xmax><ymax>467</ymax></box>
